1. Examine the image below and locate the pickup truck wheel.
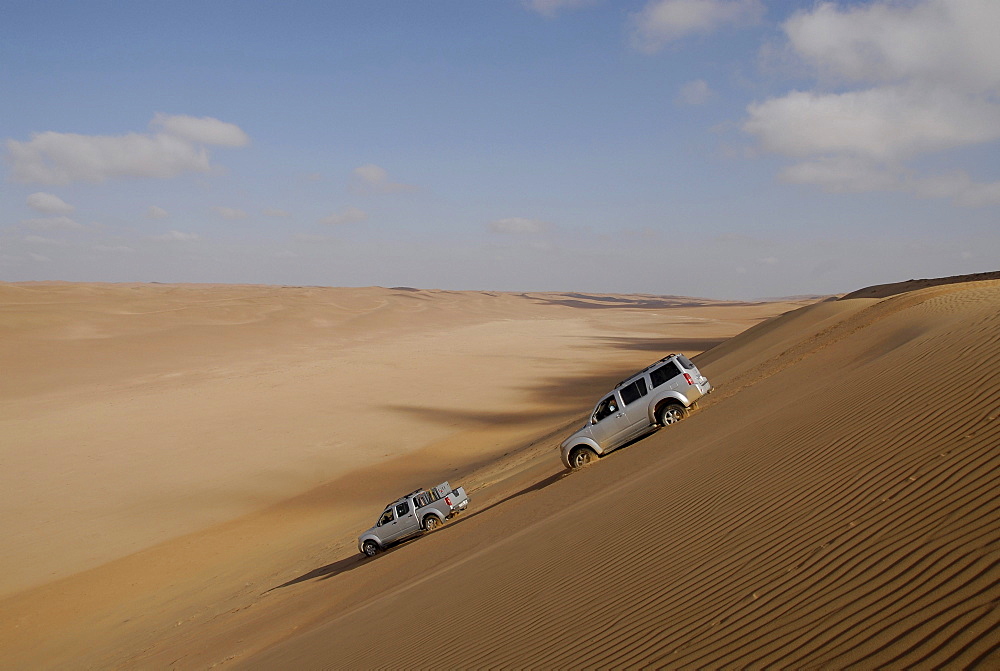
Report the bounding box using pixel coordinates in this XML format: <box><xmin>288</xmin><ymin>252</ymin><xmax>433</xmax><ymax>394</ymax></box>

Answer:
<box><xmin>362</xmin><ymin>540</ymin><xmax>379</xmax><ymax>557</ymax></box>
<box><xmin>568</xmin><ymin>446</ymin><xmax>597</xmax><ymax>469</ymax></box>
<box><xmin>657</xmin><ymin>403</ymin><xmax>687</xmax><ymax>426</ymax></box>
<box><xmin>423</xmin><ymin>516</ymin><xmax>441</xmax><ymax>532</ymax></box>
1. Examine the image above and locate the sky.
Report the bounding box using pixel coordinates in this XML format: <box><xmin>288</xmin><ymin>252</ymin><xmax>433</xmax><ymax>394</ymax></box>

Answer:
<box><xmin>2</xmin><ymin>0</ymin><xmax>998</xmax><ymax>299</ymax></box>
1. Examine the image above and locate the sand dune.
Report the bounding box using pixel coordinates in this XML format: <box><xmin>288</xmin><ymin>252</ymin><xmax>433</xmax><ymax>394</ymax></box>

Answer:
<box><xmin>242</xmin><ymin>278</ymin><xmax>1000</xmax><ymax>669</ymax></box>
<box><xmin>0</xmin><ymin>282</ymin><xmax>790</xmax><ymax>668</ymax></box>
<box><xmin>2</xmin><ymin>277</ymin><xmax>998</xmax><ymax>668</ymax></box>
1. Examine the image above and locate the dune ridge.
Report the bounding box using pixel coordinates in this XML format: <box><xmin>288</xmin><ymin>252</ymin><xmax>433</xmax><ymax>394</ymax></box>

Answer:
<box><xmin>245</xmin><ymin>280</ymin><xmax>1000</xmax><ymax>669</ymax></box>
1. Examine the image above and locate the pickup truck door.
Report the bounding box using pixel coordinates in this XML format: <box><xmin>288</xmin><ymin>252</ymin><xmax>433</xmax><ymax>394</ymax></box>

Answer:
<box><xmin>589</xmin><ymin>392</ymin><xmax>634</xmax><ymax>449</ymax></box>
<box><xmin>394</xmin><ymin>500</ymin><xmax>421</xmax><ymax>539</ymax></box>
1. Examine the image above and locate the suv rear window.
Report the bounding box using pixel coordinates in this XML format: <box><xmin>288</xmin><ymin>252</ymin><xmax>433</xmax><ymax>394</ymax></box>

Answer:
<box><xmin>650</xmin><ymin>361</ymin><xmax>681</xmax><ymax>387</ymax></box>
<box><xmin>677</xmin><ymin>354</ymin><xmax>695</xmax><ymax>369</ymax></box>
<box><xmin>620</xmin><ymin>378</ymin><xmax>648</xmax><ymax>405</ymax></box>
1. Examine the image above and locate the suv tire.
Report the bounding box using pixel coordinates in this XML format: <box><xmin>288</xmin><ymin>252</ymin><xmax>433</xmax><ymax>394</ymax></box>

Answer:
<box><xmin>657</xmin><ymin>403</ymin><xmax>687</xmax><ymax>426</ymax></box>
<box><xmin>568</xmin><ymin>446</ymin><xmax>597</xmax><ymax>469</ymax></box>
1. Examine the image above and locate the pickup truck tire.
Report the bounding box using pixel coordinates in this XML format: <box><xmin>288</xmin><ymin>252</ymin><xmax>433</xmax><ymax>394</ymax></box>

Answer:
<box><xmin>568</xmin><ymin>446</ymin><xmax>597</xmax><ymax>469</ymax></box>
<box><xmin>423</xmin><ymin>516</ymin><xmax>441</xmax><ymax>532</ymax></box>
<box><xmin>362</xmin><ymin>540</ymin><xmax>380</xmax><ymax>557</ymax></box>
<box><xmin>657</xmin><ymin>403</ymin><xmax>687</xmax><ymax>426</ymax></box>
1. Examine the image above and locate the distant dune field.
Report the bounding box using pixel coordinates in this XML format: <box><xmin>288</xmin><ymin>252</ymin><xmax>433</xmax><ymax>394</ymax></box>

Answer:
<box><xmin>0</xmin><ymin>282</ymin><xmax>794</xmax><ymax>668</ymax></box>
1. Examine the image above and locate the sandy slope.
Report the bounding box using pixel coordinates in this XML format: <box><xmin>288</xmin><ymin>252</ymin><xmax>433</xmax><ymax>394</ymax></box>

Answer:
<box><xmin>240</xmin><ymin>278</ymin><xmax>1000</xmax><ymax>669</ymax></box>
<box><xmin>0</xmin><ymin>283</ymin><xmax>789</xmax><ymax>668</ymax></box>
<box><xmin>5</xmin><ymin>277</ymin><xmax>998</xmax><ymax>668</ymax></box>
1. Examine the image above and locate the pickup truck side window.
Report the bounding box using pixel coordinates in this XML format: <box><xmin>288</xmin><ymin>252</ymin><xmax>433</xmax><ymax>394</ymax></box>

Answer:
<box><xmin>378</xmin><ymin>509</ymin><xmax>394</xmax><ymax>526</ymax></box>
<box><xmin>650</xmin><ymin>361</ymin><xmax>681</xmax><ymax>388</ymax></box>
<box><xmin>593</xmin><ymin>395</ymin><xmax>618</xmax><ymax>422</ymax></box>
<box><xmin>396</xmin><ymin>502</ymin><xmax>409</xmax><ymax>517</ymax></box>
<box><xmin>620</xmin><ymin>378</ymin><xmax>648</xmax><ymax>405</ymax></box>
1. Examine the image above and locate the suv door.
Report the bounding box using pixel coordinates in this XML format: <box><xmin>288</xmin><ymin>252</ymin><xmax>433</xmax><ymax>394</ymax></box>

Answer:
<box><xmin>617</xmin><ymin>376</ymin><xmax>651</xmax><ymax>439</ymax></box>
<box><xmin>589</xmin><ymin>392</ymin><xmax>634</xmax><ymax>450</ymax></box>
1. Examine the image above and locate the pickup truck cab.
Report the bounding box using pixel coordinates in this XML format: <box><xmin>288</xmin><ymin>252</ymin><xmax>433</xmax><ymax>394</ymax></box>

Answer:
<box><xmin>560</xmin><ymin>353</ymin><xmax>711</xmax><ymax>469</ymax></box>
<box><xmin>358</xmin><ymin>481</ymin><xmax>469</xmax><ymax>557</ymax></box>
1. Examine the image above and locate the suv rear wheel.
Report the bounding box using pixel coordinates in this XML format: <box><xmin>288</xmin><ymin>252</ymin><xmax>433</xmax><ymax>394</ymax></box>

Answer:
<box><xmin>657</xmin><ymin>403</ymin><xmax>687</xmax><ymax>426</ymax></box>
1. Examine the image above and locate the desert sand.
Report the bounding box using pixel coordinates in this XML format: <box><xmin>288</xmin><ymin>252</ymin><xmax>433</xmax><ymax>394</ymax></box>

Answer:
<box><xmin>1</xmin><ymin>277</ymin><xmax>998</xmax><ymax>668</ymax></box>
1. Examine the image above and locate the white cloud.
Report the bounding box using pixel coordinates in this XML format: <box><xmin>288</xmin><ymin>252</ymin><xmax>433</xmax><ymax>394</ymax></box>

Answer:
<box><xmin>28</xmin><ymin>252</ymin><xmax>51</xmax><ymax>263</ymax></box>
<box><xmin>745</xmin><ymin>87</ymin><xmax>1000</xmax><ymax>162</ymax></box>
<box><xmin>212</xmin><ymin>206</ymin><xmax>249</xmax><ymax>220</ymax></box>
<box><xmin>263</xmin><ymin>208</ymin><xmax>291</xmax><ymax>217</ymax></box>
<box><xmin>630</xmin><ymin>0</ymin><xmax>763</xmax><ymax>52</ymax></box>
<box><xmin>5</xmin><ymin>114</ymin><xmax>249</xmax><ymax>185</ymax></box>
<box><xmin>24</xmin><ymin>235</ymin><xmax>69</xmax><ymax>246</ymax></box>
<box><xmin>147</xmin><ymin>205</ymin><xmax>168</xmax><ymax>219</ymax></box>
<box><xmin>351</xmin><ymin>163</ymin><xmax>417</xmax><ymax>194</ymax></box>
<box><xmin>26</xmin><ymin>192</ymin><xmax>75</xmax><ymax>214</ymax></box>
<box><xmin>678</xmin><ymin>79</ymin><xmax>713</xmax><ymax>105</ymax></box>
<box><xmin>21</xmin><ymin>216</ymin><xmax>83</xmax><ymax>231</ymax></box>
<box><xmin>784</xmin><ymin>0</ymin><xmax>1000</xmax><ymax>92</ymax></box>
<box><xmin>153</xmin><ymin>230</ymin><xmax>200</xmax><ymax>242</ymax></box>
<box><xmin>911</xmin><ymin>172</ymin><xmax>1000</xmax><ymax>207</ymax></box>
<box><xmin>151</xmin><ymin>113</ymin><xmax>250</xmax><ymax>147</ymax></box>
<box><xmin>779</xmin><ymin>156</ymin><xmax>901</xmax><ymax>193</ymax></box>
<box><xmin>319</xmin><ymin>207</ymin><xmax>368</xmax><ymax>226</ymax></box>
<box><xmin>523</xmin><ymin>0</ymin><xmax>595</xmax><ymax>18</ymax></box>
<box><xmin>93</xmin><ymin>244</ymin><xmax>135</xmax><ymax>253</ymax></box>
<box><xmin>489</xmin><ymin>217</ymin><xmax>550</xmax><ymax>234</ymax></box>
<box><xmin>744</xmin><ymin>0</ymin><xmax>1000</xmax><ymax>206</ymax></box>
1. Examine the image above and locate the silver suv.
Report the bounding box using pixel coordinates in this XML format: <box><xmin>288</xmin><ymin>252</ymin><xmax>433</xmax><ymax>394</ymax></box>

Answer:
<box><xmin>560</xmin><ymin>354</ymin><xmax>711</xmax><ymax>469</ymax></box>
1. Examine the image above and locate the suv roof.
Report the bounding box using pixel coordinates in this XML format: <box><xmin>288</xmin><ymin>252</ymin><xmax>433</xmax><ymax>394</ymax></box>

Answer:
<box><xmin>614</xmin><ymin>354</ymin><xmax>682</xmax><ymax>389</ymax></box>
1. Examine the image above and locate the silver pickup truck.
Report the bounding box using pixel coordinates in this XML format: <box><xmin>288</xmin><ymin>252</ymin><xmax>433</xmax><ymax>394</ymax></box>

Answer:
<box><xmin>358</xmin><ymin>481</ymin><xmax>469</xmax><ymax>557</ymax></box>
<box><xmin>561</xmin><ymin>353</ymin><xmax>711</xmax><ymax>469</ymax></box>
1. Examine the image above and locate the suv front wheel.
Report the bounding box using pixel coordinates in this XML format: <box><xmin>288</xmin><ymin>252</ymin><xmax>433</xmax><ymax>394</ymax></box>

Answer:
<box><xmin>568</xmin><ymin>446</ymin><xmax>597</xmax><ymax>469</ymax></box>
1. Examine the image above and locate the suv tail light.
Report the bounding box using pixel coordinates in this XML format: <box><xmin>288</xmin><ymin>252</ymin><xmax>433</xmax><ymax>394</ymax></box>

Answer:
<box><xmin>684</xmin><ymin>373</ymin><xmax>694</xmax><ymax>385</ymax></box>
<box><xmin>445</xmin><ymin>496</ymin><xmax>452</xmax><ymax>506</ymax></box>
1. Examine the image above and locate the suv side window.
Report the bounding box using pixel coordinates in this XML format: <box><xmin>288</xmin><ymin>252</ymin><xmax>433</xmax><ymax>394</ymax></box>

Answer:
<box><xmin>619</xmin><ymin>378</ymin><xmax>648</xmax><ymax>405</ymax></box>
<box><xmin>594</xmin><ymin>395</ymin><xmax>618</xmax><ymax>422</ymax></box>
<box><xmin>378</xmin><ymin>509</ymin><xmax>394</xmax><ymax>526</ymax></box>
<box><xmin>650</xmin><ymin>361</ymin><xmax>681</xmax><ymax>387</ymax></box>
<box><xmin>396</xmin><ymin>502</ymin><xmax>409</xmax><ymax>517</ymax></box>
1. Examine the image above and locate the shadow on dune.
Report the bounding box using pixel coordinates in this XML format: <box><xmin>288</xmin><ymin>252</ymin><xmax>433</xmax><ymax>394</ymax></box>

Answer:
<box><xmin>384</xmin><ymin>404</ymin><xmax>570</xmax><ymax>428</ymax></box>
<box><xmin>597</xmin><ymin>335</ymin><xmax>727</xmax><ymax>353</ymax></box>
<box><xmin>520</xmin><ymin>294</ymin><xmax>751</xmax><ymax>310</ymax></box>
<box><xmin>385</xmin><ymin>335</ymin><xmax>725</xmax><ymax>431</ymax></box>
<box><xmin>268</xmin><ymin>555</ymin><xmax>370</xmax><ymax>591</ymax></box>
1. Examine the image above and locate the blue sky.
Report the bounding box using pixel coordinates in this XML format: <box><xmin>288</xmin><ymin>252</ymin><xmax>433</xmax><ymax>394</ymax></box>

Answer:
<box><xmin>2</xmin><ymin>0</ymin><xmax>998</xmax><ymax>298</ymax></box>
